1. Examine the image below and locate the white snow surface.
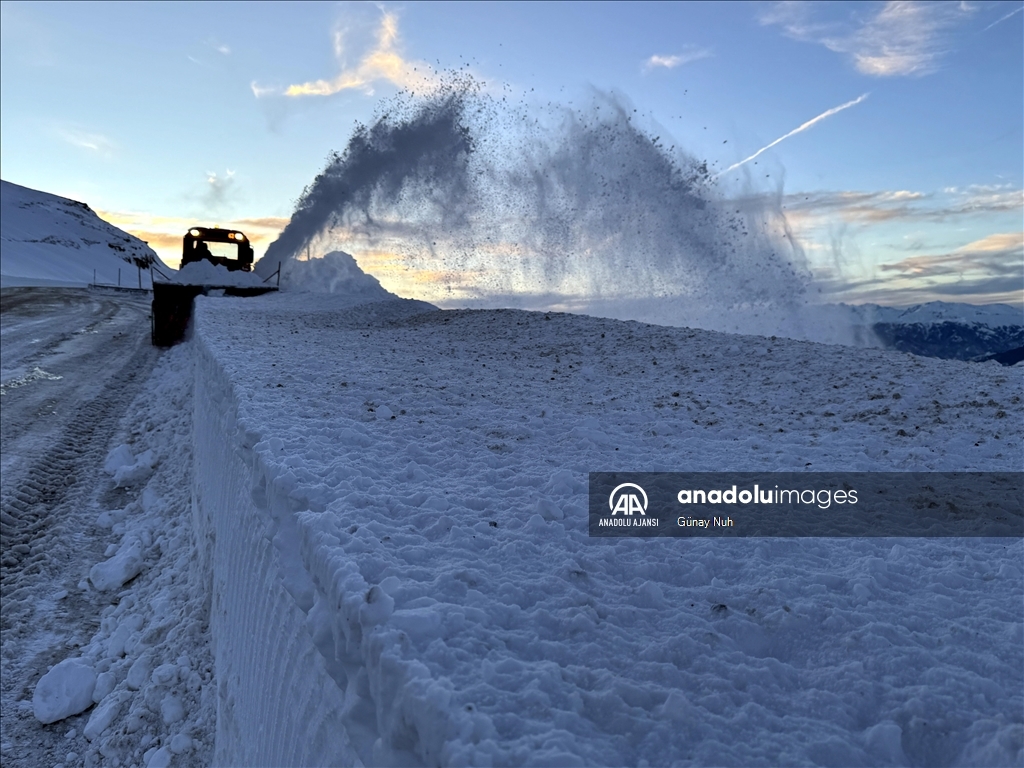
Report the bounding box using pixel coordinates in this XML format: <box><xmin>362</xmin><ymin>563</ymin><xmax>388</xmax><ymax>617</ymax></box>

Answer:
<box><xmin>32</xmin><ymin>659</ymin><xmax>97</xmax><ymax>725</ymax></box>
<box><xmin>0</xmin><ymin>180</ymin><xmax>167</xmax><ymax>288</ymax></box>
<box><xmin>278</xmin><ymin>250</ymin><xmax>396</xmax><ymax>298</ymax></box>
<box><xmin>186</xmin><ymin>290</ymin><xmax>1022</xmax><ymax>767</ymax></box>
<box><xmin>171</xmin><ymin>260</ymin><xmax>266</xmax><ymax>288</ymax></box>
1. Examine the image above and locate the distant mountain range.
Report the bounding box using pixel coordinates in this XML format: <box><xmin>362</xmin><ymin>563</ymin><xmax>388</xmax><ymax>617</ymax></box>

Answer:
<box><xmin>835</xmin><ymin>302</ymin><xmax>1023</xmax><ymax>365</ymax></box>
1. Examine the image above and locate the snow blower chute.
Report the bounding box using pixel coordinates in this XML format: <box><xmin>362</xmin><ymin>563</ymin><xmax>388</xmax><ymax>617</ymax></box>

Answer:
<box><xmin>151</xmin><ymin>227</ymin><xmax>279</xmax><ymax>347</ymax></box>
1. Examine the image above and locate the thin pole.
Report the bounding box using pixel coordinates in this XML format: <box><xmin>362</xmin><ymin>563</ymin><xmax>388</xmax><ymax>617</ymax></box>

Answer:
<box><xmin>118</xmin><ymin>268</ymin><xmax>121</xmax><ymax>287</ymax></box>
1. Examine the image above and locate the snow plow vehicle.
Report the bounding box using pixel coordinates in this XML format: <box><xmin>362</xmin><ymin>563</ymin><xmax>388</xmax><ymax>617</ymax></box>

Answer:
<box><xmin>151</xmin><ymin>226</ymin><xmax>279</xmax><ymax>347</ymax></box>
<box><xmin>181</xmin><ymin>226</ymin><xmax>254</xmax><ymax>271</ymax></box>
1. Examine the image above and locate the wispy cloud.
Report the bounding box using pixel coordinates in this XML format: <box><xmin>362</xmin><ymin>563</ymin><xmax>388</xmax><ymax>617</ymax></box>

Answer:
<box><xmin>879</xmin><ymin>232</ymin><xmax>1023</xmax><ymax>276</ymax></box>
<box><xmin>783</xmin><ymin>184</ymin><xmax>1024</xmax><ymax>224</ymax></box>
<box><xmin>643</xmin><ymin>47</ymin><xmax>712</xmax><ymax>72</ymax></box>
<box><xmin>821</xmin><ymin>274</ymin><xmax>1023</xmax><ymax>306</ymax></box>
<box><xmin>761</xmin><ymin>1</ymin><xmax>972</xmax><ymax>77</ymax></box>
<box><xmin>250</xmin><ymin>82</ymin><xmax>279</xmax><ymax>98</ymax></box>
<box><xmin>232</xmin><ymin>216</ymin><xmax>291</xmax><ymax>230</ymax></box>
<box><xmin>833</xmin><ymin>231</ymin><xmax>1024</xmax><ymax>305</ymax></box>
<box><xmin>253</xmin><ymin>10</ymin><xmax>436</xmax><ymax>99</ymax></box>
<box><xmin>773</xmin><ymin>185</ymin><xmax>1022</xmax><ymax>305</ymax></box>
<box><xmin>716</xmin><ymin>94</ymin><xmax>869</xmax><ymax>177</ymax></box>
<box><xmin>187</xmin><ymin>40</ymin><xmax>231</xmax><ymax>67</ymax></box>
<box><xmin>983</xmin><ymin>3</ymin><xmax>1023</xmax><ymax>31</ymax></box>
<box><xmin>57</xmin><ymin>127</ymin><xmax>116</xmax><ymax>157</ymax></box>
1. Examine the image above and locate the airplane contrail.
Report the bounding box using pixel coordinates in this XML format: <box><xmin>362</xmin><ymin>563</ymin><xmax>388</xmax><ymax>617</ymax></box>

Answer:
<box><xmin>715</xmin><ymin>93</ymin><xmax>870</xmax><ymax>178</ymax></box>
<box><xmin>983</xmin><ymin>4</ymin><xmax>1023</xmax><ymax>31</ymax></box>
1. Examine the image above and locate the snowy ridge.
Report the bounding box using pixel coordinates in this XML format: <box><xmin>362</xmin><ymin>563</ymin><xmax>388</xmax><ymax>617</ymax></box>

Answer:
<box><xmin>0</xmin><ymin>180</ymin><xmax>167</xmax><ymax>288</ymax></box>
<box><xmin>800</xmin><ymin>303</ymin><xmax>1024</xmax><ymax>361</ymax></box>
<box><xmin>190</xmin><ymin>291</ymin><xmax>1022</xmax><ymax>767</ymax></box>
<box><xmin>845</xmin><ymin>301</ymin><xmax>1023</xmax><ymax>327</ymax></box>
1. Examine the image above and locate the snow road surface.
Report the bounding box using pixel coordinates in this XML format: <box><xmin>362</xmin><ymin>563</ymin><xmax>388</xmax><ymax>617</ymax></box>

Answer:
<box><xmin>1</xmin><ymin>289</ymin><xmax>215</xmax><ymax>768</ymax></box>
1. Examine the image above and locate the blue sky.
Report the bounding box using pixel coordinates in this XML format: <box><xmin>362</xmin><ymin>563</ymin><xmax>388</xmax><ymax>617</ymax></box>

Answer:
<box><xmin>2</xmin><ymin>1</ymin><xmax>1021</xmax><ymax>306</ymax></box>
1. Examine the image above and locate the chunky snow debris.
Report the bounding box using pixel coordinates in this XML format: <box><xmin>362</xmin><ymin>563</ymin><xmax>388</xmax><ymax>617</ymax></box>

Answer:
<box><xmin>111</xmin><ymin>450</ymin><xmax>156</xmax><ymax>488</ymax></box>
<box><xmin>103</xmin><ymin>444</ymin><xmax>136</xmax><ymax>475</ymax></box>
<box><xmin>104</xmin><ymin>444</ymin><xmax>157</xmax><ymax>487</ymax></box>
<box><xmin>88</xmin><ymin>538</ymin><xmax>144</xmax><ymax>591</ymax></box>
<box><xmin>33</xmin><ymin>658</ymin><xmax>97</xmax><ymax>725</ymax></box>
<box><xmin>8</xmin><ymin>341</ymin><xmax>218</xmax><ymax>766</ymax></box>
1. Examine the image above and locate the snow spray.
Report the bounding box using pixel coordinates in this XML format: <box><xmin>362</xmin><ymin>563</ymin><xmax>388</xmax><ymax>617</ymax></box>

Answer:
<box><xmin>258</xmin><ymin>75</ymin><xmax>853</xmax><ymax>341</ymax></box>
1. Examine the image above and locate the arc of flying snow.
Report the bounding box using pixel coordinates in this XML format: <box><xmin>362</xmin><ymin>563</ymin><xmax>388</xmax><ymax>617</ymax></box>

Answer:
<box><xmin>714</xmin><ymin>93</ymin><xmax>870</xmax><ymax>178</ymax></box>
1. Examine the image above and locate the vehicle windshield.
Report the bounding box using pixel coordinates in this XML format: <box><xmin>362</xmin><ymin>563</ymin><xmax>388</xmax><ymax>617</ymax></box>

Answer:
<box><xmin>204</xmin><ymin>242</ymin><xmax>240</xmax><ymax>260</ymax></box>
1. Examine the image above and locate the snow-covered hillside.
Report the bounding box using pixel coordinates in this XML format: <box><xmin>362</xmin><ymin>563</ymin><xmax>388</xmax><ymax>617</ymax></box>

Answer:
<box><xmin>0</xmin><ymin>181</ymin><xmax>167</xmax><ymax>288</ymax></box>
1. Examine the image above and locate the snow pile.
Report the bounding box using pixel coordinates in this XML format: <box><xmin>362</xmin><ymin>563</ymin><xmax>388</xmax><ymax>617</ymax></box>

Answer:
<box><xmin>191</xmin><ymin>292</ymin><xmax>1022</xmax><ymax>767</ymax></box>
<box><xmin>172</xmin><ymin>260</ymin><xmax>267</xmax><ymax>287</ymax></box>
<box><xmin>24</xmin><ymin>343</ymin><xmax>216</xmax><ymax>766</ymax></box>
<box><xmin>88</xmin><ymin>536</ymin><xmax>145</xmax><ymax>592</ymax></box>
<box><xmin>0</xmin><ymin>180</ymin><xmax>167</xmax><ymax>288</ymax></box>
<box><xmin>0</xmin><ymin>366</ymin><xmax>63</xmax><ymax>397</ymax></box>
<box><xmin>280</xmin><ymin>250</ymin><xmax>395</xmax><ymax>298</ymax></box>
<box><xmin>103</xmin><ymin>444</ymin><xmax>157</xmax><ymax>488</ymax></box>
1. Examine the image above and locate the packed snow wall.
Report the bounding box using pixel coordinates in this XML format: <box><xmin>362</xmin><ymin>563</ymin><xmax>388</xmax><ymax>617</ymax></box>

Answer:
<box><xmin>191</xmin><ymin>322</ymin><xmax>359</xmax><ymax>767</ymax></box>
<box><xmin>188</xmin><ymin>293</ymin><xmax>474</xmax><ymax>767</ymax></box>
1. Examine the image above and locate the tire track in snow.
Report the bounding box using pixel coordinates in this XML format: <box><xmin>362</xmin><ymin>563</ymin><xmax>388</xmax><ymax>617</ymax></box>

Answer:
<box><xmin>0</xmin><ymin>291</ymin><xmax>160</xmax><ymax>766</ymax></box>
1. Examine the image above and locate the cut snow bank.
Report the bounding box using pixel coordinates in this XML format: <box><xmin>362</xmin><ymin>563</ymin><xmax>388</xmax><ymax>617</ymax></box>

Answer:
<box><xmin>190</xmin><ymin>292</ymin><xmax>1022</xmax><ymax>767</ymax></box>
